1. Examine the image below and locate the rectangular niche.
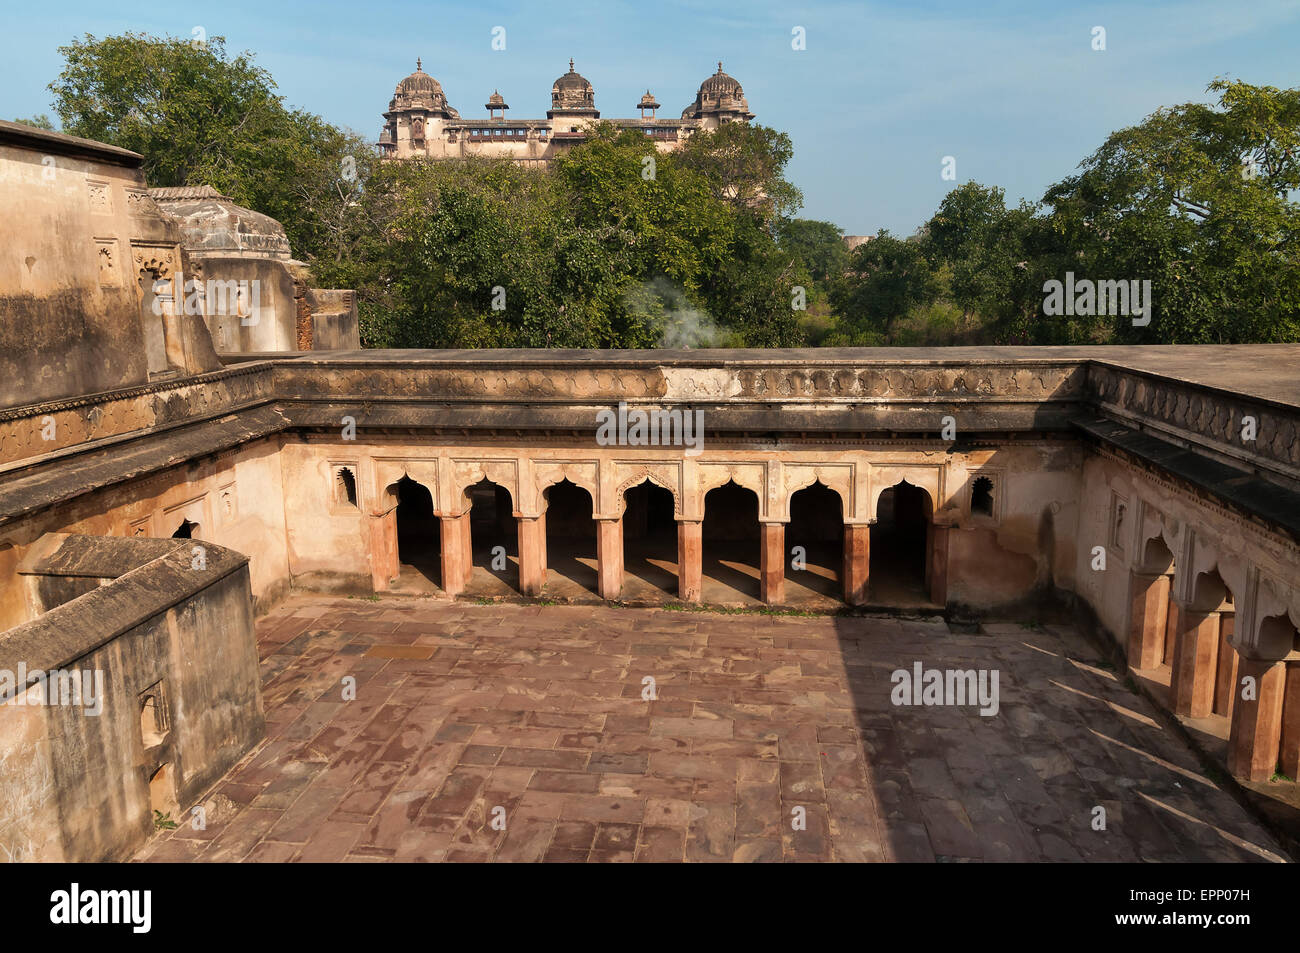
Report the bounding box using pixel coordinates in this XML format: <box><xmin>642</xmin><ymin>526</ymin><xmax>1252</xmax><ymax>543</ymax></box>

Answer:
<box><xmin>94</xmin><ymin>238</ymin><xmax>120</xmax><ymax>287</ymax></box>
<box><xmin>138</xmin><ymin>680</ymin><xmax>171</xmax><ymax>748</ymax></box>
<box><xmin>968</xmin><ymin>470</ymin><xmax>1001</xmax><ymax>521</ymax></box>
<box><xmin>330</xmin><ymin>463</ymin><xmax>360</xmax><ymax>512</ymax></box>
<box><xmin>1109</xmin><ymin>490</ymin><xmax>1129</xmax><ymax>558</ymax></box>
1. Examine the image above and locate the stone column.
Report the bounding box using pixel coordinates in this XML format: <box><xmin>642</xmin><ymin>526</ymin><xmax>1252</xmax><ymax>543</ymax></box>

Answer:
<box><xmin>596</xmin><ymin>518</ymin><xmax>623</xmax><ymax>601</ymax></box>
<box><xmin>517</xmin><ymin>516</ymin><xmax>545</xmax><ymax>596</ymax></box>
<box><xmin>1227</xmin><ymin>657</ymin><xmax>1286</xmax><ymax>782</ymax></box>
<box><xmin>1162</xmin><ymin>588</ymin><xmax>1180</xmax><ymax>666</ymax></box>
<box><xmin>369</xmin><ymin>509</ymin><xmax>399</xmax><ymax>592</ymax></box>
<box><xmin>1126</xmin><ymin>572</ymin><xmax>1169</xmax><ymax>671</ymax></box>
<box><xmin>1171</xmin><ymin>608</ymin><xmax>1219</xmax><ymax>718</ymax></box>
<box><xmin>461</xmin><ymin>511</ymin><xmax>473</xmax><ymax>586</ymax></box>
<box><xmin>538</xmin><ymin>510</ymin><xmax>548</xmax><ymax>581</ymax></box>
<box><xmin>928</xmin><ymin>525</ymin><xmax>950</xmax><ymax>607</ymax></box>
<box><xmin>678</xmin><ymin>520</ymin><xmax>702</xmax><ymax>603</ymax></box>
<box><xmin>440</xmin><ymin>513</ymin><xmax>470</xmax><ymax>596</ymax></box>
<box><xmin>842</xmin><ymin>524</ymin><xmax>869</xmax><ymax>606</ymax></box>
<box><xmin>760</xmin><ymin>522</ymin><xmax>785</xmax><ymax>605</ymax></box>
<box><xmin>1213</xmin><ymin>613</ymin><xmax>1238</xmax><ymax>717</ymax></box>
<box><xmin>1281</xmin><ymin>664</ymin><xmax>1300</xmax><ymax>781</ymax></box>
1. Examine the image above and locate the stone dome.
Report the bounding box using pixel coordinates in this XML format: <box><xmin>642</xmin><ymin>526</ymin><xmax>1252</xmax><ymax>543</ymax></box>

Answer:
<box><xmin>149</xmin><ymin>186</ymin><xmax>291</xmax><ymax>260</ymax></box>
<box><xmin>682</xmin><ymin>61</ymin><xmax>753</xmax><ymax>121</ymax></box>
<box><xmin>390</xmin><ymin>58</ymin><xmax>453</xmax><ymax>114</ymax></box>
<box><xmin>551</xmin><ymin>59</ymin><xmax>596</xmax><ymax>111</ymax></box>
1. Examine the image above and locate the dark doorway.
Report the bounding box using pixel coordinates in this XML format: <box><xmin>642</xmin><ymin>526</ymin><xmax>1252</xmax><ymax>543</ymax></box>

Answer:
<box><xmin>395</xmin><ymin>476</ymin><xmax>440</xmax><ymax>587</ymax></box>
<box><xmin>870</xmin><ymin>481</ymin><xmax>931</xmax><ymax>604</ymax></box>
<box><xmin>702</xmin><ymin>480</ymin><xmax>761</xmax><ymax>602</ymax></box>
<box><xmin>622</xmin><ymin>479</ymin><xmax>678</xmax><ymax>599</ymax></box>
<box><xmin>172</xmin><ymin>519</ymin><xmax>196</xmax><ymax>539</ymax></box>
<box><xmin>543</xmin><ymin>479</ymin><xmax>598</xmax><ymax>596</ymax></box>
<box><xmin>787</xmin><ymin>482</ymin><xmax>843</xmax><ymax>602</ymax></box>
<box><xmin>468</xmin><ymin>478</ymin><xmax>518</xmax><ymax>592</ymax></box>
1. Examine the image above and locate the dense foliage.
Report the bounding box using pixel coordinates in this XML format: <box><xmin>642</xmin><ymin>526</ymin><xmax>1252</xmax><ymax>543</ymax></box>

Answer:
<box><xmin>45</xmin><ymin>34</ymin><xmax>1300</xmax><ymax>348</ymax></box>
<box><xmin>827</xmin><ymin>80</ymin><xmax>1300</xmax><ymax>346</ymax></box>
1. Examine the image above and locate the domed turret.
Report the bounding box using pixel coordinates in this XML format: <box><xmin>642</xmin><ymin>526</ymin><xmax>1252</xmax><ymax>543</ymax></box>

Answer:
<box><xmin>682</xmin><ymin>61</ymin><xmax>754</xmax><ymax>123</ymax></box>
<box><xmin>548</xmin><ymin>59</ymin><xmax>598</xmax><ymax>117</ymax></box>
<box><xmin>389</xmin><ymin>58</ymin><xmax>455</xmax><ymax>117</ymax></box>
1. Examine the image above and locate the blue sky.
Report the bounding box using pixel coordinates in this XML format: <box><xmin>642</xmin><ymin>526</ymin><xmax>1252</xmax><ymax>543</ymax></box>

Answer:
<box><xmin>3</xmin><ymin>0</ymin><xmax>1299</xmax><ymax>235</ymax></box>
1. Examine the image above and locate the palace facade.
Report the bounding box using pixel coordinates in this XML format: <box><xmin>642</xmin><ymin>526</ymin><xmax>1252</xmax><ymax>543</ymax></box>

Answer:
<box><xmin>377</xmin><ymin>58</ymin><xmax>755</xmax><ymax>166</ymax></box>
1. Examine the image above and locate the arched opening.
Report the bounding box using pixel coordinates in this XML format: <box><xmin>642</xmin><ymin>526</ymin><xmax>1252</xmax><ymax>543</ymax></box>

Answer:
<box><xmin>468</xmin><ymin>478</ymin><xmax>518</xmax><ymax>594</ymax></box>
<box><xmin>971</xmin><ymin>476</ymin><xmax>994</xmax><ymax>517</ymax></box>
<box><xmin>1173</xmin><ymin>567</ymin><xmax>1236</xmax><ymax>720</ymax></box>
<box><xmin>171</xmin><ymin>519</ymin><xmax>197</xmax><ymax>539</ymax></box>
<box><xmin>394</xmin><ymin>476</ymin><xmax>441</xmax><ymax>589</ymax></box>
<box><xmin>1256</xmin><ymin>615</ymin><xmax>1300</xmax><ymax>779</ymax></box>
<box><xmin>335</xmin><ymin>467</ymin><xmax>358</xmax><ymax>508</ymax></box>
<box><xmin>621</xmin><ymin>479</ymin><xmax>678</xmax><ymax>600</ymax></box>
<box><xmin>870</xmin><ymin>480</ymin><xmax>932</xmax><ymax>604</ymax></box>
<box><xmin>702</xmin><ymin>480</ymin><xmax>761</xmax><ymax>603</ymax></box>
<box><xmin>1257</xmin><ymin>613</ymin><xmax>1299</xmax><ymax>661</ymax></box>
<box><xmin>786</xmin><ymin>482</ymin><xmax>843</xmax><ymax>603</ymax></box>
<box><xmin>542</xmin><ymin>479</ymin><xmax>598</xmax><ymax>597</ymax></box>
<box><xmin>1189</xmin><ymin>567</ymin><xmax>1229</xmax><ymax>613</ymax></box>
<box><xmin>1125</xmin><ymin>534</ymin><xmax>1176</xmax><ymax>674</ymax></box>
<box><xmin>140</xmin><ymin>693</ymin><xmax>166</xmax><ymax>747</ymax></box>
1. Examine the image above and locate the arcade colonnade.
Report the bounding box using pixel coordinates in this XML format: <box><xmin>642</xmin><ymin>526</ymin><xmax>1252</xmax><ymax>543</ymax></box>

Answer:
<box><xmin>1121</xmin><ymin>496</ymin><xmax>1300</xmax><ymax>784</ymax></box>
<box><xmin>337</xmin><ymin>448</ymin><xmax>968</xmax><ymax>607</ymax></box>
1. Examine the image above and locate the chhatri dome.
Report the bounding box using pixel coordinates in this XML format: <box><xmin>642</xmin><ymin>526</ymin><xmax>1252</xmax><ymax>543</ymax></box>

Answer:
<box><xmin>550</xmin><ymin>59</ymin><xmax>597</xmax><ymax>114</ymax></box>
<box><xmin>389</xmin><ymin>58</ymin><xmax>456</xmax><ymax>117</ymax></box>
<box><xmin>682</xmin><ymin>61</ymin><xmax>754</xmax><ymax>121</ymax></box>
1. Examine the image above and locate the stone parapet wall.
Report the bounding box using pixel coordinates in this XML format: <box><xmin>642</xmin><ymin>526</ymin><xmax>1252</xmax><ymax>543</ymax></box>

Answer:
<box><xmin>0</xmin><ymin>362</ymin><xmax>276</xmax><ymax>471</ymax></box>
<box><xmin>0</xmin><ymin>534</ymin><xmax>263</xmax><ymax>862</ymax></box>
<box><xmin>1086</xmin><ymin>361</ymin><xmax>1300</xmax><ymax>486</ymax></box>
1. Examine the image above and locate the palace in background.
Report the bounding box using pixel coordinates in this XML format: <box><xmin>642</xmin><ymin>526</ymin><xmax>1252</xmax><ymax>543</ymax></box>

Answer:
<box><xmin>378</xmin><ymin>58</ymin><xmax>755</xmax><ymax>165</ymax></box>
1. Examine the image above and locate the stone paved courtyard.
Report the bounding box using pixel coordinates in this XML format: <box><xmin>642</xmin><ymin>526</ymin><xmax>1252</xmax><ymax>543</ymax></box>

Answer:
<box><xmin>137</xmin><ymin>595</ymin><xmax>1290</xmax><ymax>863</ymax></box>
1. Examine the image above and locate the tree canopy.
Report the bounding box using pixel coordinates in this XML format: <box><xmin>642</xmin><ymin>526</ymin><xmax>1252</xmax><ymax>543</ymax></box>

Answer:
<box><xmin>827</xmin><ymin>79</ymin><xmax>1300</xmax><ymax>346</ymax></box>
<box><xmin>42</xmin><ymin>36</ymin><xmax>1300</xmax><ymax>349</ymax></box>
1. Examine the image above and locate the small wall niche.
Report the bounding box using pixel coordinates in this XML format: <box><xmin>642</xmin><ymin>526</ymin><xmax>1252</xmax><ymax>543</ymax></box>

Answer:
<box><xmin>139</xmin><ymin>680</ymin><xmax>170</xmax><ymax>748</ymax></box>
<box><xmin>332</xmin><ymin>464</ymin><xmax>359</xmax><ymax>510</ymax></box>
<box><xmin>971</xmin><ymin>476</ymin><xmax>995</xmax><ymax>518</ymax></box>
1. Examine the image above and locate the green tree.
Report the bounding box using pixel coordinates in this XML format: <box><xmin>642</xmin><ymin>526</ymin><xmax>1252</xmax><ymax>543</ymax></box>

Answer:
<box><xmin>677</xmin><ymin>122</ymin><xmax>802</xmax><ymax>222</ymax></box>
<box><xmin>776</xmin><ymin>219</ymin><xmax>848</xmax><ymax>283</ymax></box>
<box><xmin>12</xmin><ymin>114</ymin><xmax>56</xmax><ymax>130</ymax></box>
<box><xmin>1041</xmin><ymin>78</ymin><xmax>1300</xmax><ymax>343</ymax></box>
<box><xmin>830</xmin><ymin>231</ymin><xmax>941</xmax><ymax>341</ymax></box>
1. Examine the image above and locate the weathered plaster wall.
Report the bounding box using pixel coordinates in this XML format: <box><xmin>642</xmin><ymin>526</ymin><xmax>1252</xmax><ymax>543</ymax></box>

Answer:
<box><xmin>0</xmin><ymin>437</ymin><xmax>291</xmax><ymax>631</ymax></box>
<box><xmin>0</xmin><ymin>536</ymin><xmax>263</xmax><ymax>862</ymax></box>
<box><xmin>0</xmin><ymin>122</ymin><xmax>221</xmax><ymax>410</ymax></box>
<box><xmin>1074</xmin><ymin>450</ymin><xmax>1300</xmax><ymax>662</ymax></box>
